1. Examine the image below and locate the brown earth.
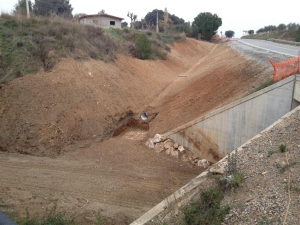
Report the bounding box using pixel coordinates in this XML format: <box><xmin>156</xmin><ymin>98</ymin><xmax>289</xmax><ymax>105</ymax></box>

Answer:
<box><xmin>0</xmin><ymin>38</ymin><xmax>271</xmax><ymax>224</ymax></box>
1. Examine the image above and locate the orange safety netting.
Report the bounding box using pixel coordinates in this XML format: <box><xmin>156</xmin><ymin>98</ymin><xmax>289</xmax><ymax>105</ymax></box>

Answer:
<box><xmin>270</xmin><ymin>56</ymin><xmax>300</xmax><ymax>82</ymax></box>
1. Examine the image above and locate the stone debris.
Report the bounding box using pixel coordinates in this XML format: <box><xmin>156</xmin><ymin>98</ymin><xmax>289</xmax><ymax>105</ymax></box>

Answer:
<box><xmin>171</xmin><ymin>150</ymin><xmax>179</xmax><ymax>158</ymax></box>
<box><xmin>178</xmin><ymin>145</ymin><xmax>185</xmax><ymax>152</ymax></box>
<box><xmin>152</xmin><ymin>134</ymin><xmax>163</xmax><ymax>143</ymax></box>
<box><xmin>145</xmin><ymin>134</ymin><xmax>213</xmax><ymax>166</ymax></box>
<box><xmin>197</xmin><ymin>159</ymin><xmax>210</xmax><ymax>168</ymax></box>
<box><xmin>145</xmin><ymin>138</ymin><xmax>155</xmax><ymax>148</ymax></box>
<box><xmin>164</xmin><ymin>141</ymin><xmax>173</xmax><ymax>150</ymax></box>
<box><xmin>145</xmin><ymin>133</ymin><xmax>165</xmax><ymax>148</ymax></box>
<box><xmin>165</xmin><ymin>148</ymin><xmax>171</xmax><ymax>155</ymax></box>
<box><xmin>209</xmin><ymin>167</ymin><xmax>225</xmax><ymax>174</ymax></box>
<box><xmin>173</xmin><ymin>142</ymin><xmax>179</xmax><ymax>149</ymax></box>
<box><xmin>154</xmin><ymin>142</ymin><xmax>164</xmax><ymax>153</ymax></box>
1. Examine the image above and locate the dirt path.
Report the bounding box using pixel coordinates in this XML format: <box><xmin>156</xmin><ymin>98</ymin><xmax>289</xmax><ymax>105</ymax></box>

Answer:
<box><xmin>0</xmin><ymin>130</ymin><xmax>203</xmax><ymax>224</ymax></box>
<box><xmin>0</xmin><ymin>39</ymin><xmax>272</xmax><ymax>224</ymax></box>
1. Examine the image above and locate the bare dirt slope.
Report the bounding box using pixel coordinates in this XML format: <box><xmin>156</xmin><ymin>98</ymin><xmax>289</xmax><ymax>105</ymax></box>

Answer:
<box><xmin>0</xmin><ymin>38</ymin><xmax>272</xmax><ymax>224</ymax></box>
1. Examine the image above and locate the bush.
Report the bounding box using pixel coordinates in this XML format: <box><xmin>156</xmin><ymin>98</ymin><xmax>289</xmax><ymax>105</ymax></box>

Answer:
<box><xmin>279</xmin><ymin>144</ymin><xmax>286</xmax><ymax>153</ymax></box>
<box><xmin>184</xmin><ymin>188</ymin><xmax>230</xmax><ymax>225</ymax></box>
<box><xmin>135</xmin><ymin>33</ymin><xmax>153</xmax><ymax>60</ymax></box>
<box><xmin>295</xmin><ymin>30</ymin><xmax>300</xmax><ymax>42</ymax></box>
<box><xmin>230</xmin><ymin>173</ymin><xmax>244</xmax><ymax>188</ymax></box>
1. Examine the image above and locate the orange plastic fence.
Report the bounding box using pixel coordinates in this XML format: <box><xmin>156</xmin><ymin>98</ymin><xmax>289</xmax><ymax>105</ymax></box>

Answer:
<box><xmin>270</xmin><ymin>56</ymin><xmax>300</xmax><ymax>82</ymax></box>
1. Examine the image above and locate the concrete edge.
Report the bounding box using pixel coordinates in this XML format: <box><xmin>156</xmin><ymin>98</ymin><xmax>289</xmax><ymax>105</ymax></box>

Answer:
<box><xmin>130</xmin><ymin>105</ymin><xmax>300</xmax><ymax>225</ymax></box>
<box><xmin>238</xmin><ymin>39</ymin><xmax>296</xmax><ymax>57</ymax></box>
<box><xmin>164</xmin><ymin>75</ymin><xmax>295</xmax><ymax>137</ymax></box>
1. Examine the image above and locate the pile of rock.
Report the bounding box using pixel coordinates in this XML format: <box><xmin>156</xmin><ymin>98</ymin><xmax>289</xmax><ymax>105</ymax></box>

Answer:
<box><xmin>145</xmin><ymin>134</ymin><xmax>211</xmax><ymax>168</ymax></box>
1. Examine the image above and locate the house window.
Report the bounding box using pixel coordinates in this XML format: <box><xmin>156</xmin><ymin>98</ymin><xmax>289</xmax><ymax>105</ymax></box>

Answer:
<box><xmin>110</xmin><ymin>21</ymin><xmax>115</xmax><ymax>25</ymax></box>
<box><xmin>93</xmin><ymin>20</ymin><xmax>98</xmax><ymax>24</ymax></box>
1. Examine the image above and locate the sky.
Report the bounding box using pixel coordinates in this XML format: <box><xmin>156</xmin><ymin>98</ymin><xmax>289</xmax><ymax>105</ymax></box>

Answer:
<box><xmin>1</xmin><ymin>0</ymin><xmax>299</xmax><ymax>38</ymax></box>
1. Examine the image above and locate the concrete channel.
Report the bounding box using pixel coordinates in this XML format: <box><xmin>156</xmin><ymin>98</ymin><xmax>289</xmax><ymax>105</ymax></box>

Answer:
<box><xmin>131</xmin><ymin>74</ymin><xmax>300</xmax><ymax>225</ymax></box>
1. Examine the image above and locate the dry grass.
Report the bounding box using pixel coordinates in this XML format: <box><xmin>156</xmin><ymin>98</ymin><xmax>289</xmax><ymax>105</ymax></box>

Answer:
<box><xmin>0</xmin><ymin>14</ymin><xmax>185</xmax><ymax>83</ymax></box>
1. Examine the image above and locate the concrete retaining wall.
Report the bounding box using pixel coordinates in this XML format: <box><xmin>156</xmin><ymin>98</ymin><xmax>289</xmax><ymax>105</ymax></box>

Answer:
<box><xmin>131</xmin><ymin>105</ymin><xmax>300</xmax><ymax>225</ymax></box>
<box><xmin>165</xmin><ymin>75</ymin><xmax>298</xmax><ymax>162</ymax></box>
<box><xmin>294</xmin><ymin>75</ymin><xmax>300</xmax><ymax>102</ymax></box>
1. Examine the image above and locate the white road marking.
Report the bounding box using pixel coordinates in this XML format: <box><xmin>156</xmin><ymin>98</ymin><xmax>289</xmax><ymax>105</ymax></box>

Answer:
<box><xmin>238</xmin><ymin>40</ymin><xmax>297</xmax><ymax>57</ymax></box>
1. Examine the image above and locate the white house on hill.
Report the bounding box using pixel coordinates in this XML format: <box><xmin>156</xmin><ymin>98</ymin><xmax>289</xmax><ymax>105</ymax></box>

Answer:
<box><xmin>79</xmin><ymin>14</ymin><xmax>124</xmax><ymax>29</ymax></box>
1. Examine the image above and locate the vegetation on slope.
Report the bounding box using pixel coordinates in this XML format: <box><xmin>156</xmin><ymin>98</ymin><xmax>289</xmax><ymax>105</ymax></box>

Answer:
<box><xmin>242</xmin><ymin>22</ymin><xmax>300</xmax><ymax>41</ymax></box>
<box><xmin>0</xmin><ymin>13</ymin><xmax>185</xmax><ymax>84</ymax></box>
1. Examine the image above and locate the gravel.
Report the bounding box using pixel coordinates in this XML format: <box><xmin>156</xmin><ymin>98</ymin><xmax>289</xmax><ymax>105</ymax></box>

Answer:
<box><xmin>221</xmin><ymin>107</ymin><xmax>300</xmax><ymax>225</ymax></box>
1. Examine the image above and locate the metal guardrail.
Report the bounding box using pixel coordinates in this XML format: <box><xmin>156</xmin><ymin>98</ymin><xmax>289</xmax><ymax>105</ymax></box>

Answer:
<box><xmin>268</xmin><ymin>38</ymin><xmax>300</xmax><ymax>46</ymax></box>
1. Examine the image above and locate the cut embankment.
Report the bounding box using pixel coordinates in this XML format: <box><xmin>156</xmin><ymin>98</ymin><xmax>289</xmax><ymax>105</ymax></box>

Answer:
<box><xmin>0</xmin><ymin>39</ymin><xmax>210</xmax><ymax>157</ymax></box>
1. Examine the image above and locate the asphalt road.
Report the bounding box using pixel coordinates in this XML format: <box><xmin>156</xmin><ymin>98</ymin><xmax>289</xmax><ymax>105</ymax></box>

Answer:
<box><xmin>238</xmin><ymin>39</ymin><xmax>300</xmax><ymax>57</ymax></box>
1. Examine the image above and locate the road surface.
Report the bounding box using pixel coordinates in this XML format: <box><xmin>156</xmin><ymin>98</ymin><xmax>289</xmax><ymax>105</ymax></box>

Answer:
<box><xmin>239</xmin><ymin>39</ymin><xmax>300</xmax><ymax>57</ymax></box>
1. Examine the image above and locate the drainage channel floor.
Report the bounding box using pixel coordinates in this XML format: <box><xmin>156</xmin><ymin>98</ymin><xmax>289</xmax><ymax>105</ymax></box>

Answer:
<box><xmin>0</xmin><ymin>128</ymin><xmax>204</xmax><ymax>225</ymax></box>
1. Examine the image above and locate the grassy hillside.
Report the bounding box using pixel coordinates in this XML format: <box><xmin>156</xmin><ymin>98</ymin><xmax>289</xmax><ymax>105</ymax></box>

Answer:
<box><xmin>242</xmin><ymin>29</ymin><xmax>300</xmax><ymax>41</ymax></box>
<box><xmin>0</xmin><ymin>14</ymin><xmax>185</xmax><ymax>84</ymax></box>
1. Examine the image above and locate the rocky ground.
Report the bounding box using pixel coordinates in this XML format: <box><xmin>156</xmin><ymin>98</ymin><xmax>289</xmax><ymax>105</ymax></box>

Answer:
<box><xmin>221</xmin><ymin>105</ymin><xmax>300</xmax><ymax>225</ymax></box>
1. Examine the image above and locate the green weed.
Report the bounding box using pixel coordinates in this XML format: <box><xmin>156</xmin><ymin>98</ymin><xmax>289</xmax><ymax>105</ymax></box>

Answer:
<box><xmin>183</xmin><ymin>188</ymin><xmax>230</xmax><ymax>225</ymax></box>
<box><xmin>267</xmin><ymin>150</ymin><xmax>275</xmax><ymax>157</ymax></box>
<box><xmin>17</xmin><ymin>205</ymin><xmax>76</xmax><ymax>225</ymax></box>
<box><xmin>258</xmin><ymin>216</ymin><xmax>274</xmax><ymax>225</ymax></box>
<box><xmin>279</xmin><ymin>144</ymin><xmax>286</xmax><ymax>153</ymax></box>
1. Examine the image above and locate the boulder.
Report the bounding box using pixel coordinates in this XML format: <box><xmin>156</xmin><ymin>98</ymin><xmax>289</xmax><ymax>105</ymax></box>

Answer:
<box><xmin>164</xmin><ymin>141</ymin><xmax>173</xmax><ymax>150</ymax></box>
<box><xmin>197</xmin><ymin>159</ymin><xmax>210</xmax><ymax>168</ymax></box>
<box><xmin>209</xmin><ymin>168</ymin><xmax>225</xmax><ymax>174</ymax></box>
<box><xmin>178</xmin><ymin>145</ymin><xmax>185</xmax><ymax>152</ymax></box>
<box><xmin>145</xmin><ymin>138</ymin><xmax>155</xmax><ymax>148</ymax></box>
<box><xmin>165</xmin><ymin>148</ymin><xmax>172</xmax><ymax>155</ymax></box>
<box><xmin>155</xmin><ymin>142</ymin><xmax>165</xmax><ymax>153</ymax></box>
<box><xmin>152</xmin><ymin>134</ymin><xmax>163</xmax><ymax>143</ymax></box>
<box><xmin>173</xmin><ymin>142</ymin><xmax>179</xmax><ymax>149</ymax></box>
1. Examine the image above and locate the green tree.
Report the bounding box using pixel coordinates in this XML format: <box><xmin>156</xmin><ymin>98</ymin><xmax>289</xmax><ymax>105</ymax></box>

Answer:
<box><xmin>144</xmin><ymin>9</ymin><xmax>164</xmax><ymax>27</ymax></box>
<box><xmin>192</xmin><ymin>12</ymin><xmax>222</xmax><ymax>40</ymax></box>
<box><xmin>247</xmin><ymin>30</ymin><xmax>254</xmax><ymax>35</ymax></box>
<box><xmin>225</xmin><ymin>30</ymin><xmax>235</xmax><ymax>38</ymax></box>
<box><xmin>13</xmin><ymin>0</ymin><xmax>33</xmax><ymax>16</ymax></box>
<box><xmin>277</xmin><ymin>23</ymin><xmax>286</xmax><ymax>32</ymax></box>
<box><xmin>296</xmin><ymin>29</ymin><xmax>300</xmax><ymax>42</ymax></box>
<box><xmin>121</xmin><ymin>21</ymin><xmax>128</xmax><ymax>28</ymax></box>
<box><xmin>33</xmin><ymin>0</ymin><xmax>73</xmax><ymax>18</ymax></box>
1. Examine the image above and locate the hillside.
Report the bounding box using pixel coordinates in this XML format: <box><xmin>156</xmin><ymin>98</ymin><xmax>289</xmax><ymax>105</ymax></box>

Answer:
<box><xmin>242</xmin><ymin>28</ymin><xmax>300</xmax><ymax>41</ymax></box>
<box><xmin>0</xmin><ymin>14</ymin><xmax>184</xmax><ymax>84</ymax></box>
<box><xmin>0</xmin><ymin>36</ymin><xmax>276</xmax><ymax>224</ymax></box>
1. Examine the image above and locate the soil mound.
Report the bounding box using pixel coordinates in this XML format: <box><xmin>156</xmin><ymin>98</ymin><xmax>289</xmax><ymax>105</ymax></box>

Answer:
<box><xmin>0</xmin><ymin>38</ymin><xmax>211</xmax><ymax>157</ymax></box>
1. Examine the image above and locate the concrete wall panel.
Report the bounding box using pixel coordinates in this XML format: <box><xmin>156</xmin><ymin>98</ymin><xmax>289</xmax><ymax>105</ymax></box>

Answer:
<box><xmin>166</xmin><ymin>75</ymin><xmax>296</xmax><ymax>162</ymax></box>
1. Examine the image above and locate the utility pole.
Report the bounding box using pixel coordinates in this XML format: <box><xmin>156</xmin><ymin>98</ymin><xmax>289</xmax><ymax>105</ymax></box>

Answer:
<box><xmin>156</xmin><ymin>10</ymin><xmax>158</xmax><ymax>33</ymax></box>
<box><xmin>26</xmin><ymin>0</ymin><xmax>30</xmax><ymax>18</ymax></box>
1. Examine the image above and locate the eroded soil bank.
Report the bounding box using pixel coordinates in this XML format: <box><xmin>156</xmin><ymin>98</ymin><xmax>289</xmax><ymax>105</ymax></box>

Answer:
<box><xmin>0</xmin><ymin>39</ymin><xmax>273</xmax><ymax>224</ymax></box>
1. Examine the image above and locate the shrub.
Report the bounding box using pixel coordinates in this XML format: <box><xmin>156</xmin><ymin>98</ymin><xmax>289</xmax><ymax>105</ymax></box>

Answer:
<box><xmin>230</xmin><ymin>173</ymin><xmax>244</xmax><ymax>188</ymax></box>
<box><xmin>135</xmin><ymin>33</ymin><xmax>153</xmax><ymax>60</ymax></box>
<box><xmin>279</xmin><ymin>144</ymin><xmax>286</xmax><ymax>153</ymax></box>
<box><xmin>184</xmin><ymin>188</ymin><xmax>230</xmax><ymax>225</ymax></box>
<box><xmin>295</xmin><ymin>30</ymin><xmax>300</xmax><ymax>42</ymax></box>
